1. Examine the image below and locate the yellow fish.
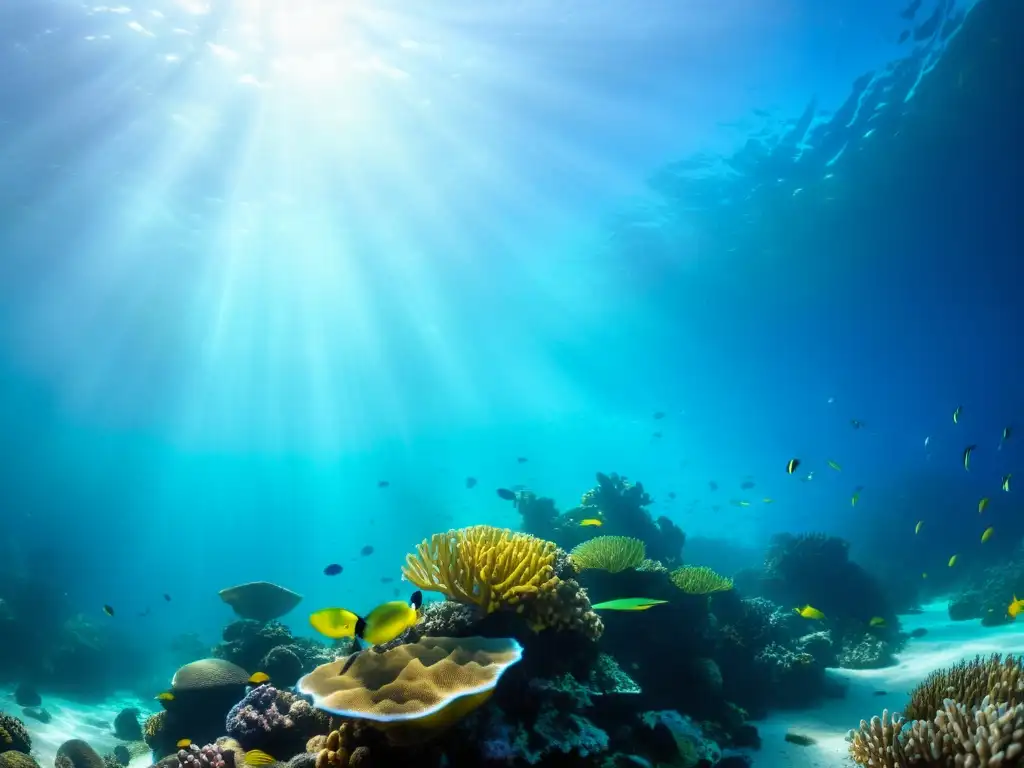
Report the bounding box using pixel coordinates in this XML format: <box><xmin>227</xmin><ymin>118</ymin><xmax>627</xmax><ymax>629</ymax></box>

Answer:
<box><xmin>915</xmin><ymin>520</ymin><xmax>923</xmax><ymax>534</ymax></box>
<box><xmin>580</xmin><ymin>518</ymin><xmax>603</xmax><ymax>527</ymax></box>
<box><xmin>948</xmin><ymin>554</ymin><xmax>958</xmax><ymax>567</ymax></box>
<box><xmin>738</xmin><ymin>500</ymin><xmax>751</xmax><ymax>507</ymax></box>
<box><xmin>244</xmin><ymin>751</ymin><xmax>276</xmax><ymax>767</ymax></box>
<box><xmin>963</xmin><ymin>444</ymin><xmax>976</xmax><ymax>470</ymax></box>
<box><xmin>248</xmin><ymin>672</ymin><xmax>270</xmax><ymax>685</ymax></box>
<box><xmin>794</xmin><ymin>605</ymin><xmax>825</xmax><ymax>620</ymax></box>
<box><xmin>981</xmin><ymin>526</ymin><xmax>994</xmax><ymax>543</ymax></box>
<box><xmin>155</xmin><ymin>692</ymin><xmax>175</xmax><ymax>702</ymax></box>
<box><xmin>786</xmin><ymin>458</ymin><xmax>801</xmax><ymax>474</ymax></box>
<box><xmin>851</xmin><ymin>491</ymin><xmax>861</xmax><ymax>506</ymax></box>
<box><xmin>762</xmin><ymin>498</ymin><xmax>774</xmax><ymax>503</ymax></box>
<box><xmin>1003</xmin><ymin>474</ymin><xmax>1012</xmax><ymax>492</ymax></box>
<box><xmin>979</xmin><ymin>497</ymin><xmax>990</xmax><ymax>514</ymax></box>
<box><xmin>869</xmin><ymin>617</ymin><xmax>886</xmax><ymax>627</ymax></box>
<box><xmin>311</xmin><ymin>591</ymin><xmax>422</xmax><ymax>647</ymax></box>
<box><xmin>1008</xmin><ymin>595</ymin><xmax>1024</xmax><ymax>619</ymax></box>
<box><xmin>591</xmin><ymin>598</ymin><xmax>668</xmax><ymax>611</ymax></box>
<box><xmin>176</xmin><ymin>740</ymin><xmax>192</xmax><ymax>749</ymax></box>
<box><xmin>953</xmin><ymin>405</ymin><xmax>962</xmax><ymax>424</ymax></box>
<box><xmin>828</xmin><ymin>460</ymin><xmax>842</xmax><ymax>471</ymax></box>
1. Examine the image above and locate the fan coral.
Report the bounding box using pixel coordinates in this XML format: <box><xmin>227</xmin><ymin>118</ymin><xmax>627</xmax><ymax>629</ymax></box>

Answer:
<box><xmin>670</xmin><ymin>565</ymin><xmax>734</xmax><ymax>594</ymax></box>
<box><xmin>402</xmin><ymin>525</ymin><xmax>560</xmax><ymax>613</ymax></box>
<box><xmin>0</xmin><ymin>715</ymin><xmax>31</xmax><ymax>754</ymax></box>
<box><xmin>569</xmin><ymin>536</ymin><xmax>646</xmax><ymax>573</ymax></box>
<box><xmin>905</xmin><ymin>653</ymin><xmax>1024</xmax><ymax>721</ymax></box>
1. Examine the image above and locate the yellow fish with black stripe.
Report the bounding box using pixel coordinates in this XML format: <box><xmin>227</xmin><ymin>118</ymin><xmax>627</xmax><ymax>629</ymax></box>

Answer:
<box><xmin>310</xmin><ymin>590</ymin><xmax>423</xmax><ymax>675</ymax></box>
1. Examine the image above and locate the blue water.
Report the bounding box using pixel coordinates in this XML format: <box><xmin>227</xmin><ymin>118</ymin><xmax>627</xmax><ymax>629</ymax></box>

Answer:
<box><xmin>0</xmin><ymin>0</ymin><xmax>1017</xmax><ymax>673</ymax></box>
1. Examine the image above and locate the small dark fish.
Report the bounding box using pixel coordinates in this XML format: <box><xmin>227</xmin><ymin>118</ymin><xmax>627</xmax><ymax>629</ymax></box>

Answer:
<box><xmin>897</xmin><ymin>29</ymin><xmax>910</xmax><ymax>43</ymax></box>
<box><xmin>784</xmin><ymin>732</ymin><xmax>817</xmax><ymax>747</ymax></box>
<box><xmin>963</xmin><ymin>444</ymin><xmax>977</xmax><ymax>471</ymax></box>
<box><xmin>786</xmin><ymin>458</ymin><xmax>800</xmax><ymax>474</ymax></box>
<box><xmin>163</xmin><ymin>593</ymin><xmax>171</xmax><ymax>602</ymax></box>
<box><xmin>667</xmin><ymin>491</ymin><xmax>676</xmax><ymax>500</ymax></box>
<box><xmin>103</xmin><ymin>605</ymin><xmax>115</xmax><ymax>617</ymax></box>
<box><xmin>377</xmin><ymin>480</ymin><xmax>390</xmax><ymax>488</ymax></box>
<box><xmin>516</xmin><ymin>457</ymin><xmax>528</xmax><ymax>464</ymax></box>
<box><xmin>324</xmin><ymin>563</ymin><xmax>343</xmax><ymax>576</ymax></box>
<box><xmin>652</xmin><ymin>431</ymin><xmax>662</xmax><ymax>439</ymax></box>
<box><xmin>851</xmin><ymin>419</ymin><xmax>865</xmax><ymax>429</ymax></box>
<box><xmin>496</xmin><ymin>488</ymin><xmax>517</xmax><ymax>501</ymax></box>
<box><xmin>465</xmin><ymin>477</ymin><xmax>477</xmax><ymax>489</ymax></box>
<box><xmin>380</xmin><ymin>577</ymin><xmax>394</xmax><ymax>583</ymax></box>
<box><xmin>708</xmin><ymin>481</ymin><xmax>718</xmax><ymax>491</ymax></box>
<box><xmin>653</xmin><ymin>411</ymin><xmax>666</xmax><ymax>420</ymax></box>
<box><xmin>909</xmin><ymin>627</ymin><xmax>928</xmax><ymax>638</ymax></box>
<box><xmin>740</xmin><ymin>480</ymin><xmax>755</xmax><ymax>490</ymax></box>
<box><xmin>392</xmin><ymin>588</ymin><xmax>400</xmax><ymax>597</ymax></box>
<box><xmin>873</xmin><ymin>690</ymin><xmax>888</xmax><ymax>696</ymax></box>
<box><xmin>360</xmin><ymin>545</ymin><xmax>374</xmax><ymax>557</ymax></box>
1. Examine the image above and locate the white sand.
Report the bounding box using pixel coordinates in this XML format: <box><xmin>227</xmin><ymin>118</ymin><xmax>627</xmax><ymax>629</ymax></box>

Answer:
<box><xmin>748</xmin><ymin>601</ymin><xmax>1024</xmax><ymax>767</ymax></box>
<box><xmin>4</xmin><ymin>602</ymin><xmax>1023</xmax><ymax>768</ymax></box>
<box><xmin>0</xmin><ymin>688</ymin><xmax>156</xmax><ymax>768</ymax></box>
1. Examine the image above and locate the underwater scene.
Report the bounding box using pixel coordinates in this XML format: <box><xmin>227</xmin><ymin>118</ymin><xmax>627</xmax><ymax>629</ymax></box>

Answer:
<box><xmin>1</xmin><ymin>0</ymin><xmax>1023</xmax><ymax>767</ymax></box>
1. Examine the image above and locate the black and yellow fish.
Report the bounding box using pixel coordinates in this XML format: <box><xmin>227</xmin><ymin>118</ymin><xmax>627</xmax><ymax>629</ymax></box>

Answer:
<box><xmin>786</xmin><ymin>458</ymin><xmax>801</xmax><ymax>474</ymax></box>
<box><xmin>963</xmin><ymin>444</ymin><xmax>977</xmax><ymax>470</ymax></box>
<box><xmin>310</xmin><ymin>591</ymin><xmax>422</xmax><ymax>648</ymax></box>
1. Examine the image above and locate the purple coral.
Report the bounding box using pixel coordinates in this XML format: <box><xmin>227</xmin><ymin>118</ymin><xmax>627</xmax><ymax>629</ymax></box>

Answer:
<box><xmin>225</xmin><ymin>684</ymin><xmax>292</xmax><ymax>749</ymax></box>
<box><xmin>177</xmin><ymin>744</ymin><xmax>228</xmax><ymax>768</ymax></box>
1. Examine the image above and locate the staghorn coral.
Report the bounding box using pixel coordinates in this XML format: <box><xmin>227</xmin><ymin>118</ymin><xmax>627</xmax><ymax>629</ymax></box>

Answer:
<box><xmin>848</xmin><ymin>698</ymin><xmax>1024</xmax><ymax>767</ymax></box>
<box><xmin>905</xmin><ymin>654</ymin><xmax>1024</xmax><ymax>721</ymax></box>
<box><xmin>569</xmin><ymin>536</ymin><xmax>646</xmax><ymax>573</ymax></box>
<box><xmin>847</xmin><ymin>708</ymin><xmax>904</xmax><ymax>768</ymax></box>
<box><xmin>402</xmin><ymin>525</ymin><xmax>560</xmax><ymax>614</ymax></box>
<box><xmin>0</xmin><ymin>715</ymin><xmax>30</xmax><ymax>754</ymax></box>
<box><xmin>670</xmin><ymin>565</ymin><xmax>734</xmax><ymax>594</ymax></box>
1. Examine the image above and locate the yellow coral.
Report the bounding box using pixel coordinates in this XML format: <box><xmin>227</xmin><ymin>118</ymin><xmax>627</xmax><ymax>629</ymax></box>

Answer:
<box><xmin>402</xmin><ymin>526</ymin><xmax>559</xmax><ymax>613</ymax></box>
<box><xmin>669</xmin><ymin>565</ymin><xmax>733</xmax><ymax>594</ymax></box>
<box><xmin>569</xmin><ymin>536</ymin><xmax>645</xmax><ymax>573</ymax></box>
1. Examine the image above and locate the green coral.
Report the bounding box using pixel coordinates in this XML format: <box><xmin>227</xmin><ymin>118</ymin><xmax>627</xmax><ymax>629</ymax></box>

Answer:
<box><xmin>569</xmin><ymin>536</ymin><xmax>645</xmax><ymax>573</ymax></box>
<box><xmin>669</xmin><ymin>565</ymin><xmax>733</xmax><ymax>594</ymax></box>
<box><xmin>0</xmin><ymin>715</ymin><xmax>31</xmax><ymax>755</ymax></box>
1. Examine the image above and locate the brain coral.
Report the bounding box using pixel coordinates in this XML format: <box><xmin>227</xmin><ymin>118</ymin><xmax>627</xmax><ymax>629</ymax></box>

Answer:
<box><xmin>55</xmin><ymin>740</ymin><xmax>105</xmax><ymax>768</ymax></box>
<box><xmin>0</xmin><ymin>715</ymin><xmax>30</xmax><ymax>755</ymax></box>
<box><xmin>172</xmin><ymin>659</ymin><xmax>253</xmax><ymax>691</ymax></box>
<box><xmin>298</xmin><ymin>636</ymin><xmax>523</xmax><ymax>727</ymax></box>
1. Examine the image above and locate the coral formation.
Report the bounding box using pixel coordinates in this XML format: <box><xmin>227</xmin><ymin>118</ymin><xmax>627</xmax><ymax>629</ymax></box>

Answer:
<box><xmin>218</xmin><ymin>582</ymin><xmax>303</xmax><ymax>623</ymax></box>
<box><xmin>55</xmin><ymin>739</ymin><xmax>105</xmax><ymax>768</ymax></box>
<box><xmin>298</xmin><ymin>636</ymin><xmax>523</xmax><ymax>741</ymax></box>
<box><xmin>176</xmin><ymin>743</ymin><xmax>230</xmax><ymax>768</ymax></box>
<box><xmin>113</xmin><ymin>708</ymin><xmax>144</xmax><ymax>741</ymax></box>
<box><xmin>0</xmin><ymin>753</ymin><xmax>39</xmax><ymax>768</ymax></box>
<box><xmin>225</xmin><ymin>684</ymin><xmax>329</xmax><ymax>756</ymax></box>
<box><xmin>670</xmin><ymin>565</ymin><xmax>734</xmax><ymax>594</ymax></box>
<box><xmin>570</xmin><ymin>536</ymin><xmax>646</xmax><ymax>573</ymax></box>
<box><xmin>0</xmin><ymin>715</ymin><xmax>30</xmax><ymax>755</ymax></box>
<box><xmin>402</xmin><ymin>526</ymin><xmax>560</xmax><ymax>614</ymax></box>
<box><xmin>905</xmin><ymin>653</ymin><xmax>1024</xmax><ymax>721</ymax></box>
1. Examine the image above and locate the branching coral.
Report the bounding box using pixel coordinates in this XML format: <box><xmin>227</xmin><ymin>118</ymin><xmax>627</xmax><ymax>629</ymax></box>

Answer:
<box><xmin>402</xmin><ymin>525</ymin><xmax>560</xmax><ymax>613</ymax></box>
<box><xmin>569</xmin><ymin>536</ymin><xmax>646</xmax><ymax>573</ymax></box>
<box><xmin>670</xmin><ymin>565</ymin><xmax>734</xmax><ymax>594</ymax></box>
<box><xmin>905</xmin><ymin>653</ymin><xmax>1024</xmax><ymax>721</ymax></box>
<box><xmin>848</xmin><ymin>698</ymin><xmax>1024</xmax><ymax>767</ymax></box>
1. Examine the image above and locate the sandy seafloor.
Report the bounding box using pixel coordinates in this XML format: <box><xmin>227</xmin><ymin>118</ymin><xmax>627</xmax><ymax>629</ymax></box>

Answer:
<box><xmin>2</xmin><ymin>600</ymin><xmax>1024</xmax><ymax>768</ymax></box>
<box><xmin>745</xmin><ymin>600</ymin><xmax>1024</xmax><ymax>767</ymax></box>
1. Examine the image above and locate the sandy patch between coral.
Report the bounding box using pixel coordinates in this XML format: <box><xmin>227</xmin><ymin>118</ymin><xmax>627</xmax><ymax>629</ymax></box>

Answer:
<box><xmin>0</xmin><ymin>689</ymin><xmax>156</xmax><ymax>768</ymax></box>
<box><xmin>746</xmin><ymin>600</ymin><xmax>1024</xmax><ymax>767</ymax></box>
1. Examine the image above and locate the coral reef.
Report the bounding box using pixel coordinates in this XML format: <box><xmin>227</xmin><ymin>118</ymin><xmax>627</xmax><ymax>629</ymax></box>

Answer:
<box><xmin>0</xmin><ymin>715</ymin><xmax>30</xmax><ymax>755</ymax></box>
<box><xmin>0</xmin><ymin>753</ymin><xmax>39</xmax><ymax>768</ymax></box>
<box><xmin>218</xmin><ymin>582</ymin><xmax>302</xmax><ymax>623</ymax></box>
<box><xmin>904</xmin><ymin>653</ymin><xmax>1024</xmax><ymax>721</ymax></box>
<box><xmin>113</xmin><ymin>708</ymin><xmax>144</xmax><ymax>741</ymax></box>
<box><xmin>670</xmin><ymin>566</ymin><xmax>734</xmax><ymax>594</ymax></box>
<box><xmin>212</xmin><ymin>621</ymin><xmax>333</xmax><ymax>688</ymax></box>
<box><xmin>55</xmin><ymin>739</ymin><xmax>105</xmax><ymax>768</ymax></box>
<box><xmin>570</xmin><ymin>537</ymin><xmax>646</xmax><ymax>573</ymax></box>
<box><xmin>176</xmin><ymin>742</ymin><xmax>231</xmax><ymax>768</ymax></box>
<box><xmin>225</xmin><ymin>684</ymin><xmax>328</xmax><ymax>756</ymax></box>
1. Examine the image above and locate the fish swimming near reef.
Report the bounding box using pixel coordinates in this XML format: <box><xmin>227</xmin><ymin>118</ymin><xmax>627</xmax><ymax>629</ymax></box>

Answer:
<box><xmin>786</xmin><ymin>458</ymin><xmax>800</xmax><ymax>474</ymax></box>
<box><xmin>1003</xmin><ymin>474</ymin><xmax>1012</xmax><ymax>492</ymax></box>
<box><xmin>323</xmin><ymin>564</ymin><xmax>343</xmax><ymax>576</ymax></box>
<box><xmin>979</xmin><ymin>497</ymin><xmax>990</xmax><ymax>514</ymax></box>
<box><xmin>828</xmin><ymin>460</ymin><xmax>842</xmax><ymax>471</ymax></box>
<box><xmin>869</xmin><ymin>617</ymin><xmax>886</xmax><ymax>627</ymax></box>
<box><xmin>591</xmin><ymin>598</ymin><xmax>667</xmax><ymax>611</ymax></box>
<box><xmin>963</xmin><ymin>444</ymin><xmax>977</xmax><ymax>470</ymax></box>
<box><xmin>103</xmin><ymin>605</ymin><xmax>115</xmax><ymax>617</ymax></box>
<box><xmin>580</xmin><ymin>518</ymin><xmax>603</xmax><ymax>527</ymax></box>
<box><xmin>981</xmin><ymin>527</ymin><xmax>994</xmax><ymax>543</ymax></box>
<box><xmin>915</xmin><ymin>520</ymin><xmax>923</xmax><ymax>534</ymax></box>
<box><xmin>953</xmin><ymin>405</ymin><xmax>963</xmax><ymax>424</ymax></box>
<box><xmin>948</xmin><ymin>554</ymin><xmax>959</xmax><ymax>567</ymax></box>
<box><xmin>309</xmin><ymin>591</ymin><xmax>423</xmax><ymax>674</ymax></box>
<box><xmin>1008</xmin><ymin>596</ymin><xmax>1024</xmax><ymax>619</ymax></box>
<box><xmin>794</xmin><ymin>605</ymin><xmax>825</xmax><ymax>620</ymax></box>
<box><xmin>244</xmin><ymin>751</ymin><xmax>276</xmax><ymax>766</ymax></box>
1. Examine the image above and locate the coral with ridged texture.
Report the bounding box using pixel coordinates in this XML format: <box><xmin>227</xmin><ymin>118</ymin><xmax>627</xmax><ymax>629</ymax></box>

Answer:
<box><xmin>569</xmin><ymin>536</ymin><xmax>645</xmax><ymax>573</ymax></box>
<box><xmin>402</xmin><ymin>525</ymin><xmax>560</xmax><ymax>614</ymax></box>
<box><xmin>297</xmin><ymin>636</ymin><xmax>523</xmax><ymax>743</ymax></box>
<box><xmin>905</xmin><ymin>653</ymin><xmax>1024</xmax><ymax>721</ymax></box>
<box><xmin>176</xmin><ymin>743</ymin><xmax>229</xmax><ymax>768</ymax></box>
<box><xmin>0</xmin><ymin>715</ymin><xmax>30</xmax><ymax>755</ymax></box>
<box><xmin>531</xmin><ymin>578</ymin><xmax>604</xmax><ymax>640</ymax></box>
<box><xmin>670</xmin><ymin>565</ymin><xmax>734</xmax><ymax>594</ymax></box>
